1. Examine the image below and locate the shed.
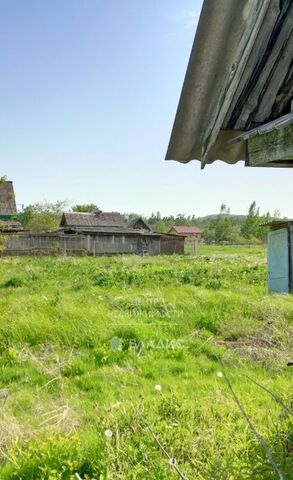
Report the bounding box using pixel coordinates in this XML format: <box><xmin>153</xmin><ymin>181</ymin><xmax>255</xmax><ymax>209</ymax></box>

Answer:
<box><xmin>59</xmin><ymin>212</ymin><xmax>162</xmax><ymax>256</ymax></box>
<box><xmin>160</xmin><ymin>233</ymin><xmax>185</xmax><ymax>255</ymax></box>
<box><xmin>166</xmin><ymin>0</ymin><xmax>293</xmax><ymax>168</ymax></box>
<box><xmin>264</xmin><ymin>220</ymin><xmax>293</xmax><ymax>293</ymax></box>
<box><xmin>168</xmin><ymin>225</ymin><xmax>202</xmax><ymax>242</ymax></box>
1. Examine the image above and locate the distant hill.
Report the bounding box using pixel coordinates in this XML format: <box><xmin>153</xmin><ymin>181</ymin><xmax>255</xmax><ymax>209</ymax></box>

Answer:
<box><xmin>196</xmin><ymin>214</ymin><xmax>247</xmax><ymax>225</ymax></box>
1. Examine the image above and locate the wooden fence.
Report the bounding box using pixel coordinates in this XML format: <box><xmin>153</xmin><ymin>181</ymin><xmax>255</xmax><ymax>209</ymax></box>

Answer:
<box><xmin>2</xmin><ymin>232</ymin><xmax>164</xmax><ymax>256</ymax></box>
<box><xmin>4</xmin><ymin>233</ymin><xmax>88</xmax><ymax>256</ymax></box>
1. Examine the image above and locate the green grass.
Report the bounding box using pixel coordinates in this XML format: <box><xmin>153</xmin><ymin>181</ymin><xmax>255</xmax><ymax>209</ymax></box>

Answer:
<box><xmin>198</xmin><ymin>244</ymin><xmax>267</xmax><ymax>256</ymax></box>
<box><xmin>184</xmin><ymin>242</ymin><xmax>266</xmax><ymax>256</ymax></box>
<box><xmin>0</xmin><ymin>246</ymin><xmax>292</xmax><ymax>479</ymax></box>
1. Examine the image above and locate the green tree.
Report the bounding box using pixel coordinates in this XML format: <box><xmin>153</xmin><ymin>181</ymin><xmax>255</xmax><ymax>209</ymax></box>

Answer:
<box><xmin>209</xmin><ymin>205</ymin><xmax>233</xmax><ymax>243</ymax></box>
<box><xmin>23</xmin><ymin>201</ymin><xmax>68</xmax><ymax>232</ymax></box>
<box><xmin>72</xmin><ymin>204</ymin><xmax>100</xmax><ymax>213</ymax></box>
<box><xmin>241</xmin><ymin>201</ymin><xmax>261</xmax><ymax>239</ymax></box>
<box><xmin>0</xmin><ymin>175</ymin><xmax>7</xmax><ymax>187</ymax></box>
<box><xmin>220</xmin><ymin>204</ymin><xmax>230</xmax><ymax>215</ymax></box>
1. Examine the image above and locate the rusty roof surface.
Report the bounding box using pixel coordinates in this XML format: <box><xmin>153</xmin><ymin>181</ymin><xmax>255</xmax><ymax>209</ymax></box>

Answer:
<box><xmin>166</xmin><ymin>0</ymin><xmax>293</xmax><ymax>167</ymax></box>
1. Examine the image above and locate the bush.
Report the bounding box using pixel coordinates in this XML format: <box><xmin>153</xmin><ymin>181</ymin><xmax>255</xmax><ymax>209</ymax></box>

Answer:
<box><xmin>1</xmin><ymin>277</ymin><xmax>23</xmax><ymax>288</ymax></box>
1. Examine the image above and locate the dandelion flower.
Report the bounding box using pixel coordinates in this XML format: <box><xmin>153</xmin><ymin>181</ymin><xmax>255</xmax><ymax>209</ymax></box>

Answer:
<box><xmin>104</xmin><ymin>429</ymin><xmax>113</xmax><ymax>438</ymax></box>
<box><xmin>217</xmin><ymin>371</ymin><xmax>223</xmax><ymax>378</ymax></box>
<box><xmin>155</xmin><ymin>384</ymin><xmax>162</xmax><ymax>392</ymax></box>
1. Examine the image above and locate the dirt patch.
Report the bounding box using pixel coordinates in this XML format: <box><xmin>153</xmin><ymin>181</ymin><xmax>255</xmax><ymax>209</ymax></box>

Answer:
<box><xmin>215</xmin><ymin>325</ymin><xmax>293</xmax><ymax>368</ymax></box>
<box><xmin>37</xmin><ymin>404</ymin><xmax>80</xmax><ymax>435</ymax></box>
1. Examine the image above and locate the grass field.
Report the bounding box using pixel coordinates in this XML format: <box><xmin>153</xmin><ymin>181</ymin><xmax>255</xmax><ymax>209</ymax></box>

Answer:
<box><xmin>185</xmin><ymin>243</ymin><xmax>266</xmax><ymax>256</ymax></box>
<box><xmin>0</xmin><ymin>246</ymin><xmax>292</xmax><ymax>479</ymax></box>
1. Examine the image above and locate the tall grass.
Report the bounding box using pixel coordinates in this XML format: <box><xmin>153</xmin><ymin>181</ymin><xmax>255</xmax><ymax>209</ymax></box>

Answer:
<box><xmin>0</xmin><ymin>247</ymin><xmax>292</xmax><ymax>479</ymax></box>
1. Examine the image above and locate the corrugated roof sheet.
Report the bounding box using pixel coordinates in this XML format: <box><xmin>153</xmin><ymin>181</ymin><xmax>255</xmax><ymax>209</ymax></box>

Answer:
<box><xmin>166</xmin><ymin>0</ymin><xmax>293</xmax><ymax>167</ymax></box>
<box><xmin>0</xmin><ymin>181</ymin><xmax>17</xmax><ymax>215</ymax></box>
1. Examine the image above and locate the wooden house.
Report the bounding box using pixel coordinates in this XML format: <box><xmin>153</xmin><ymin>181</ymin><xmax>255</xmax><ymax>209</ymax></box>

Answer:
<box><xmin>58</xmin><ymin>212</ymin><xmax>184</xmax><ymax>256</ymax></box>
<box><xmin>57</xmin><ymin>212</ymin><xmax>162</xmax><ymax>256</ymax></box>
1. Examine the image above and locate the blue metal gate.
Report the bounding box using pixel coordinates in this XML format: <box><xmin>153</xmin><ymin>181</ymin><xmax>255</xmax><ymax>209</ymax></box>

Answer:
<box><xmin>268</xmin><ymin>228</ymin><xmax>289</xmax><ymax>293</ymax></box>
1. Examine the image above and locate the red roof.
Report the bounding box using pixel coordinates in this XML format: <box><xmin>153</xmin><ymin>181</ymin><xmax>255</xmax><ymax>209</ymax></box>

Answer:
<box><xmin>168</xmin><ymin>225</ymin><xmax>202</xmax><ymax>235</ymax></box>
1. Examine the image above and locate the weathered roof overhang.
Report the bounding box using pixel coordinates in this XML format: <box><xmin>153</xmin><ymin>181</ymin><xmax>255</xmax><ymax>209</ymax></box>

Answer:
<box><xmin>261</xmin><ymin>219</ymin><xmax>293</xmax><ymax>229</ymax></box>
<box><xmin>166</xmin><ymin>0</ymin><xmax>293</xmax><ymax>168</ymax></box>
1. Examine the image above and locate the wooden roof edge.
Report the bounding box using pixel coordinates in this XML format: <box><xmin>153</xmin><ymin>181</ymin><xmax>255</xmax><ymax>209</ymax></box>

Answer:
<box><xmin>227</xmin><ymin>112</ymin><xmax>293</xmax><ymax>145</ymax></box>
<box><xmin>260</xmin><ymin>219</ymin><xmax>293</xmax><ymax>227</ymax></box>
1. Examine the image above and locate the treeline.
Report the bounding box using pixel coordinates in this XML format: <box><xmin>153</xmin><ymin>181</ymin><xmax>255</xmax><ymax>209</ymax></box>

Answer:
<box><xmin>20</xmin><ymin>201</ymin><xmax>283</xmax><ymax>244</ymax></box>
<box><xmin>124</xmin><ymin>202</ymin><xmax>282</xmax><ymax>244</ymax></box>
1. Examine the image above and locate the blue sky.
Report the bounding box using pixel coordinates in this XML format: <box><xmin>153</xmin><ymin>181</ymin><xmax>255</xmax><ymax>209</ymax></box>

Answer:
<box><xmin>1</xmin><ymin>0</ymin><xmax>292</xmax><ymax>217</ymax></box>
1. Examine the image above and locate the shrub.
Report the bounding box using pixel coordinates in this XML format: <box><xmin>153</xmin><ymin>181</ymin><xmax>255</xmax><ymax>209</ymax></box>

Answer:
<box><xmin>1</xmin><ymin>277</ymin><xmax>23</xmax><ymax>288</ymax></box>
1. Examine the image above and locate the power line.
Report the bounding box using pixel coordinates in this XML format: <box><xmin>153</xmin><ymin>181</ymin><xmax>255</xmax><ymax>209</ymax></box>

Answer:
<box><xmin>147</xmin><ymin>425</ymin><xmax>187</xmax><ymax>480</ymax></box>
<box><xmin>243</xmin><ymin>374</ymin><xmax>293</xmax><ymax>416</ymax></box>
<box><xmin>222</xmin><ymin>371</ymin><xmax>284</xmax><ymax>480</ymax></box>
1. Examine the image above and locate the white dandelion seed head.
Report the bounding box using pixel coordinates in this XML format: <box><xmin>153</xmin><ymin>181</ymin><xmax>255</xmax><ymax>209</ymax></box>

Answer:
<box><xmin>169</xmin><ymin>458</ymin><xmax>176</xmax><ymax>465</ymax></box>
<box><xmin>155</xmin><ymin>384</ymin><xmax>162</xmax><ymax>392</ymax></box>
<box><xmin>104</xmin><ymin>429</ymin><xmax>113</xmax><ymax>438</ymax></box>
<box><xmin>217</xmin><ymin>371</ymin><xmax>223</xmax><ymax>378</ymax></box>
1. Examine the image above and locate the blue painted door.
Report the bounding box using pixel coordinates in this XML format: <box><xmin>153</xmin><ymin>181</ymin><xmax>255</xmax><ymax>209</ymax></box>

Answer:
<box><xmin>268</xmin><ymin>228</ymin><xmax>289</xmax><ymax>293</ymax></box>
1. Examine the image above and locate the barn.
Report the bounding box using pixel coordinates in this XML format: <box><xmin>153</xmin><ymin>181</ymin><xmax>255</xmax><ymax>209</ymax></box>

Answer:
<box><xmin>58</xmin><ymin>212</ymin><xmax>162</xmax><ymax>256</ymax></box>
<box><xmin>59</xmin><ymin>212</ymin><xmax>185</xmax><ymax>256</ymax></box>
